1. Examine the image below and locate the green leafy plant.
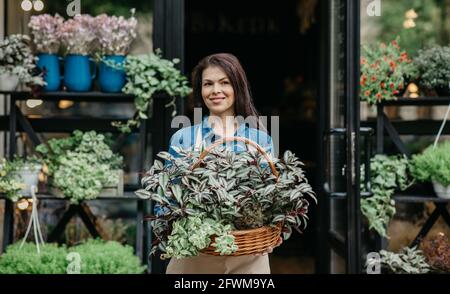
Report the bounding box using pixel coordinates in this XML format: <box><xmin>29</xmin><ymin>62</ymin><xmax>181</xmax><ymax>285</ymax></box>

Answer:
<box><xmin>360</xmin><ymin>37</ymin><xmax>415</xmax><ymax>104</ymax></box>
<box><xmin>409</xmin><ymin>141</ymin><xmax>450</xmax><ymax>187</ymax></box>
<box><xmin>36</xmin><ymin>130</ymin><xmax>123</xmax><ymax>203</ymax></box>
<box><xmin>136</xmin><ymin>146</ymin><xmax>316</xmax><ymax>258</ymax></box>
<box><xmin>69</xmin><ymin>239</ymin><xmax>145</xmax><ymax>274</ymax></box>
<box><xmin>361</xmin><ymin>154</ymin><xmax>412</xmax><ymax>237</ymax></box>
<box><xmin>0</xmin><ymin>34</ymin><xmax>45</xmax><ymax>87</ymax></box>
<box><xmin>0</xmin><ymin>242</ymin><xmax>67</xmax><ymax>274</ymax></box>
<box><xmin>0</xmin><ymin>240</ymin><xmax>145</xmax><ymax>274</ymax></box>
<box><xmin>414</xmin><ymin>45</ymin><xmax>450</xmax><ymax>92</ymax></box>
<box><xmin>112</xmin><ymin>49</ymin><xmax>192</xmax><ymax>133</ymax></box>
<box><xmin>0</xmin><ymin>156</ymin><xmax>42</xmax><ymax>202</ymax></box>
<box><xmin>163</xmin><ymin>216</ymin><xmax>236</xmax><ymax>259</ymax></box>
<box><xmin>377</xmin><ymin>247</ymin><xmax>431</xmax><ymax>274</ymax></box>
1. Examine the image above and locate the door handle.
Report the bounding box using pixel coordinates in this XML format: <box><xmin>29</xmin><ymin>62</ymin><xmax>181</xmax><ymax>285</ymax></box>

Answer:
<box><xmin>323</xmin><ymin>127</ymin><xmax>374</xmax><ymax>198</ymax></box>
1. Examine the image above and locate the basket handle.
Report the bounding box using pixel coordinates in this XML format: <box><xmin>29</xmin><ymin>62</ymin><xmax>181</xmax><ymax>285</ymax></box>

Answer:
<box><xmin>191</xmin><ymin>136</ymin><xmax>279</xmax><ymax>179</ymax></box>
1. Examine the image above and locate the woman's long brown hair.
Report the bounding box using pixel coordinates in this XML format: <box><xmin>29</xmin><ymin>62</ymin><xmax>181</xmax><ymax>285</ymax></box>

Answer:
<box><xmin>191</xmin><ymin>53</ymin><xmax>266</xmax><ymax>131</ymax></box>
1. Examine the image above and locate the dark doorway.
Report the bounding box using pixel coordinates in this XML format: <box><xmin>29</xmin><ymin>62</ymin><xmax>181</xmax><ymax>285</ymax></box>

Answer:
<box><xmin>184</xmin><ymin>0</ymin><xmax>321</xmax><ymax>273</ymax></box>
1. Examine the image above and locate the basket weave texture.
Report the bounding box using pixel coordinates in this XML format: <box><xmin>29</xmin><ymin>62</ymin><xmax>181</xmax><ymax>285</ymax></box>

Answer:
<box><xmin>201</xmin><ymin>223</ymin><xmax>282</xmax><ymax>256</ymax></box>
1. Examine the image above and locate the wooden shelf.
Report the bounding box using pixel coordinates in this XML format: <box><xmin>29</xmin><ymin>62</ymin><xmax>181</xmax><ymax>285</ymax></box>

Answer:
<box><xmin>0</xmin><ymin>91</ymin><xmax>135</xmax><ymax>102</ymax></box>
<box><xmin>394</xmin><ymin>194</ymin><xmax>450</xmax><ymax>203</ymax></box>
<box><xmin>380</xmin><ymin>97</ymin><xmax>450</xmax><ymax>106</ymax></box>
<box><xmin>0</xmin><ymin>191</ymin><xmax>138</xmax><ymax>200</ymax></box>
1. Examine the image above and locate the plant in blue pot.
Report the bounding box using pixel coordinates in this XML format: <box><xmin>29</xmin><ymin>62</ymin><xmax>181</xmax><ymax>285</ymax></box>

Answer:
<box><xmin>59</xmin><ymin>15</ymin><xmax>97</xmax><ymax>92</ymax></box>
<box><xmin>29</xmin><ymin>14</ymin><xmax>64</xmax><ymax>92</ymax></box>
<box><xmin>95</xmin><ymin>9</ymin><xmax>138</xmax><ymax>93</ymax></box>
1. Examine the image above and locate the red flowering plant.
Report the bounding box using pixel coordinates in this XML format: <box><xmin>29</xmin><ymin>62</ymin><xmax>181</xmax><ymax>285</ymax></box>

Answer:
<box><xmin>360</xmin><ymin>37</ymin><xmax>415</xmax><ymax>104</ymax></box>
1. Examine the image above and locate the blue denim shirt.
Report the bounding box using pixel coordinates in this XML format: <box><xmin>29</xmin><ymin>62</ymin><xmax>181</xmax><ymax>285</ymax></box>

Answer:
<box><xmin>168</xmin><ymin>115</ymin><xmax>274</xmax><ymax>157</ymax></box>
<box><xmin>154</xmin><ymin>116</ymin><xmax>274</xmax><ymax>216</ymax></box>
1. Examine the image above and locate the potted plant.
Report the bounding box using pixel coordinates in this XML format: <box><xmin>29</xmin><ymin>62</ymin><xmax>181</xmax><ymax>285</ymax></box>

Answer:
<box><xmin>0</xmin><ymin>156</ymin><xmax>43</xmax><ymax>201</ymax></box>
<box><xmin>0</xmin><ymin>239</ymin><xmax>146</xmax><ymax>274</ymax></box>
<box><xmin>68</xmin><ymin>239</ymin><xmax>146</xmax><ymax>274</ymax></box>
<box><xmin>421</xmin><ymin>232</ymin><xmax>450</xmax><ymax>273</ymax></box>
<box><xmin>29</xmin><ymin>14</ymin><xmax>64</xmax><ymax>91</ymax></box>
<box><xmin>410</xmin><ymin>141</ymin><xmax>450</xmax><ymax>199</ymax></box>
<box><xmin>360</xmin><ymin>154</ymin><xmax>412</xmax><ymax>237</ymax></box>
<box><xmin>360</xmin><ymin>38</ymin><xmax>415</xmax><ymax>104</ymax></box>
<box><xmin>366</xmin><ymin>247</ymin><xmax>431</xmax><ymax>274</ymax></box>
<box><xmin>0</xmin><ymin>34</ymin><xmax>45</xmax><ymax>91</ymax></box>
<box><xmin>36</xmin><ymin>130</ymin><xmax>124</xmax><ymax>203</ymax></box>
<box><xmin>58</xmin><ymin>15</ymin><xmax>97</xmax><ymax>92</ymax></box>
<box><xmin>0</xmin><ymin>242</ymin><xmax>68</xmax><ymax>274</ymax></box>
<box><xmin>95</xmin><ymin>9</ymin><xmax>138</xmax><ymax>93</ymax></box>
<box><xmin>113</xmin><ymin>49</ymin><xmax>192</xmax><ymax>133</ymax></box>
<box><xmin>413</xmin><ymin>45</ymin><xmax>450</xmax><ymax>96</ymax></box>
<box><xmin>136</xmin><ymin>139</ymin><xmax>316</xmax><ymax>259</ymax></box>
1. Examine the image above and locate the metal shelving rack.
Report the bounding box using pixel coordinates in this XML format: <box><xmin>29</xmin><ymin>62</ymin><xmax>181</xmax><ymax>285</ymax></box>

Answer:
<box><xmin>374</xmin><ymin>96</ymin><xmax>450</xmax><ymax>249</ymax></box>
<box><xmin>0</xmin><ymin>90</ymin><xmax>174</xmax><ymax>273</ymax></box>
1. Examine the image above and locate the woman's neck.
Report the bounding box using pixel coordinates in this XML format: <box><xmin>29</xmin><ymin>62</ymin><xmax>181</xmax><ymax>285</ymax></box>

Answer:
<box><xmin>208</xmin><ymin>112</ymin><xmax>237</xmax><ymax>138</ymax></box>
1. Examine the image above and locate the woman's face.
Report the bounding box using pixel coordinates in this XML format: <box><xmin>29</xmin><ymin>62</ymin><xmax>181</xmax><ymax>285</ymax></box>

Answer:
<box><xmin>201</xmin><ymin>66</ymin><xmax>235</xmax><ymax>117</ymax></box>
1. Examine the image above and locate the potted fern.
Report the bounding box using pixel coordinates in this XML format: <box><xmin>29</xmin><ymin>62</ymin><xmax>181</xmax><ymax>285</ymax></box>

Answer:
<box><xmin>136</xmin><ymin>138</ymin><xmax>316</xmax><ymax>259</ymax></box>
<box><xmin>410</xmin><ymin>141</ymin><xmax>450</xmax><ymax>199</ymax></box>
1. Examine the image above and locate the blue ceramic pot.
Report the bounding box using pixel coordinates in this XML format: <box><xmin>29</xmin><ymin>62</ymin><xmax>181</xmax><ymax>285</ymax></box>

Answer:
<box><xmin>63</xmin><ymin>54</ymin><xmax>96</xmax><ymax>92</ymax></box>
<box><xmin>37</xmin><ymin>54</ymin><xmax>62</xmax><ymax>91</ymax></box>
<box><xmin>99</xmin><ymin>55</ymin><xmax>126</xmax><ymax>93</ymax></box>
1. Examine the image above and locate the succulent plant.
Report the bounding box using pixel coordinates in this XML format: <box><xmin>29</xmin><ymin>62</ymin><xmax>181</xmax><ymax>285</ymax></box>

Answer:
<box><xmin>136</xmin><ymin>144</ymin><xmax>316</xmax><ymax>258</ymax></box>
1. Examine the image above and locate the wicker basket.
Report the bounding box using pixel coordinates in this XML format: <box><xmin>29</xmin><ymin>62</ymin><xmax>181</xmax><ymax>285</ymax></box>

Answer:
<box><xmin>201</xmin><ymin>223</ymin><xmax>282</xmax><ymax>256</ymax></box>
<box><xmin>192</xmin><ymin>136</ymin><xmax>282</xmax><ymax>256</ymax></box>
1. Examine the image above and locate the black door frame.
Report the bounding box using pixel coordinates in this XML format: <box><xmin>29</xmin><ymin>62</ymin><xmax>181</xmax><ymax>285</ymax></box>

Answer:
<box><xmin>152</xmin><ymin>0</ymin><xmax>185</xmax><ymax>274</ymax></box>
<box><xmin>157</xmin><ymin>0</ymin><xmax>362</xmax><ymax>274</ymax></box>
<box><xmin>317</xmin><ymin>0</ymin><xmax>361</xmax><ymax>274</ymax></box>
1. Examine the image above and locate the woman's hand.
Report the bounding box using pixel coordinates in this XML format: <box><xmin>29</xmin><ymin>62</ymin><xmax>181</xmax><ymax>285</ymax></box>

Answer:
<box><xmin>253</xmin><ymin>237</ymin><xmax>283</xmax><ymax>256</ymax></box>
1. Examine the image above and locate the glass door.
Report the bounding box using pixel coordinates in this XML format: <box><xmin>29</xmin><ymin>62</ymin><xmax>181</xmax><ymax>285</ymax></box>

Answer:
<box><xmin>318</xmin><ymin>0</ymin><xmax>361</xmax><ymax>274</ymax></box>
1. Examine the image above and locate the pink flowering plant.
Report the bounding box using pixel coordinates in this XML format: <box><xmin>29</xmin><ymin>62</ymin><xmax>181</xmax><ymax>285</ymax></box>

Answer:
<box><xmin>28</xmin><ymin>14</ymin><xmax>64</xmax><ymax>54</ymax></box>
<box><xmin>58</xmin><ymin>15</ymin><xmax>97</xmax><ymax>55</ymax></box>
<box><xmin>95</xmin><ymin>9</ymin><xmax>138</xmax><ymax>56</ymax></box>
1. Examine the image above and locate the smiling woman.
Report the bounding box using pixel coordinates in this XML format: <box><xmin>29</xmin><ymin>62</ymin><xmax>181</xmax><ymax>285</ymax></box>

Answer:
<box><xmin>164</xmin><ymin>53</ymin><xmax>279</xmax><ymax>274</ymax></box>
<box><xmin>201</xmin><ymin>67</ymin><xmax>235</xmax><ymax>118</ymax></box>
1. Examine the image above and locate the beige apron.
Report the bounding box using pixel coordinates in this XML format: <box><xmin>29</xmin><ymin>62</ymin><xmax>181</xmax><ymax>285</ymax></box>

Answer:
<box><xmin>166</xmin><ymin>124</ymin><xmax>271</xmax><ymax>274</ymax></box>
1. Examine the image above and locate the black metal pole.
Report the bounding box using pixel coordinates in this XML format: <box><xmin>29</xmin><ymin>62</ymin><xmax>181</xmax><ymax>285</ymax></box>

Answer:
<box><xmin>345</xmin><ymin>0</ymin><xmax>361</xmax><ymax>274</ymax></box>
<box><xmin>8</xmin><ymin>94</ymin><xmax>16</xmax><ymax>159</ymax></box>
<box><xmin>376</xmin><ymin>104</ymin><xmax>384</xmax><ymax>154</ymax></box>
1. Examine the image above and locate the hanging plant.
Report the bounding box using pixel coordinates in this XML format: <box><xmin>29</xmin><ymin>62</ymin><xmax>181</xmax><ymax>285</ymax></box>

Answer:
<box><xmin>110</xmin><ymin>49</ymin><xmax>192</xmax><ymax>133</ymax></box>
<box><xmin>360</xmin><ymin>154</ymin><xmax>413</xmax><ymax>237</ymax></box>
